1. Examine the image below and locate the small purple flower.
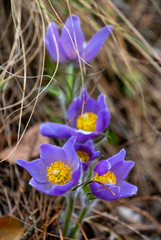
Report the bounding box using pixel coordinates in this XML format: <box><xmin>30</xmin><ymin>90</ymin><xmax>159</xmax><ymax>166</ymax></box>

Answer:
<box><xmin>16</xmin><ymin>137</ymin><xmax>81</xmax><ymax>195</ymax></box>
<box><xmin>75</xmin><ymin>140</ymin><xmax>100</xmax><ymax>171</ymax></box>
<box><xmin>90</xmin><ymin>149</ymin><xmax>137</xmax><ymax>201</ymax></box>
<box><xmin>45</xmin><ymin>15</ymin><xmax>113</xmax><ymax>64</ymax></box>
<box><xmin>40</xmin><ymin>89</ymin><xmax>110</xmax><ymax>143</ymax></box>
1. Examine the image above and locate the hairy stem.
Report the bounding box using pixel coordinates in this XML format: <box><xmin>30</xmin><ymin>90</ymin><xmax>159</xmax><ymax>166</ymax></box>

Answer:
<box><xmin>63</xmin><ymin>195</ymin><xmax>74</xmax><ymax>237</ymax></box>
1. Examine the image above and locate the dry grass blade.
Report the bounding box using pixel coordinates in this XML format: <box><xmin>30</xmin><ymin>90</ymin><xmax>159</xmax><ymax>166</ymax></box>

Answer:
<box><xmin>56</xmin><ymin>218</ymin><xmax>63</xmax><ymax>240</ymax></box>
<box><xmin>73</xmin><ymin>215</ymin><xmax>88</xmax><ymax>240</ymax></box>
<box><xmin>85</xmin><ymin>219</ymin><xmax>123</xmax><ymax>240</ymax></box>
<box><xmin>125</xmin><ymin>203</ymin><xmax>161</xmax><ymax>233</ymax></box>
<box><xmin>91</xmin><ymin>209</ymin><xmax>150</xmax><ymax>240</ymax></box>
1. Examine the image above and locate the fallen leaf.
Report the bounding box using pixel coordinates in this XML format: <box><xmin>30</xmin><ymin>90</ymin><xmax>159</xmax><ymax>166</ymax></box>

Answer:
<box><xmin>0</xmin><ymin>145</ymin><xmax>30</xmax><ymax>164</ymax></box>
<box><xmin>0</xmin><ymin>123</ymin><xmax>49</xmax><ymax>163</ymax></box>
<box><xmin>0</xmin><ymin>216</ymin><xmax>24</xmax><ymax>240</ymax></box>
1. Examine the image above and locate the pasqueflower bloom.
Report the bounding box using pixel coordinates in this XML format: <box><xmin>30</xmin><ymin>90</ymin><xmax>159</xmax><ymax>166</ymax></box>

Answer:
<box><xmin>90</xmin><ymin>149</ymin><xmax>137</xmax><ymax>201</ymax></box>
<box><xmin>40</xmin><ymin>89</ymin><xmax>110</xmax><ymax>143</ymax></box>
<box><xmin>17</xmin><ymin>137</ymin><xmax>81</xmax><ymax>195</ymax></box>
<box><xmin>45</xmin><ymin>14</ymin><xmax>113</xmax><ymax>64</ymax></box>
<box><xmin>75</xmin><ymin>140</ymin><xmax>100</xmax><ymax>171</ymax></box>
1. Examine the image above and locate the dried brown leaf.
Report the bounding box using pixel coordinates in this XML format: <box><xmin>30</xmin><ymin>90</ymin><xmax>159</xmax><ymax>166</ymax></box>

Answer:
<box><xmin>0</xmin><ymin>123</ymin><xmax>49</xmax><ymax>164</ymax></box>
<box><xmin>0</xmin><ymin>216</ymin><xmax>24</xmax><ymax>240</ymax></box>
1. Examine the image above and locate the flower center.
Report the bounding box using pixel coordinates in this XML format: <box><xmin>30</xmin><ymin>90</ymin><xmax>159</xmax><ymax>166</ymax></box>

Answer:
<box><xmin>77</xmin><ymin>151</ymin><xmax>90</xmax><ymax>163</ymax></box>
<box><xmin>94</xmin><ymin>171</ymin><xmax>117</xmax><ymax>185</ymax></box>
<box><xmin>76</xmin><ymin>112</ymin><xmax>97</xmax><ymax>132</ymax></box>
<box><xmin>47</xmin><ymin>161</ymin><xmax>72</xmax><ymax>185</ymax></box>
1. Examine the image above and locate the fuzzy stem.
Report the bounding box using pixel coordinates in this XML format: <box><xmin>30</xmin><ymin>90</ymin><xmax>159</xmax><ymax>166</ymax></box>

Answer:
<box><xmin>63</xmin><ymin>195</ymin><xmax>74</xmax><ymax>237</ymax></box>
<box><xmin>69</xmin><ymin>207</ymin><xmax>87</xmax><ymax>238</ymax></box>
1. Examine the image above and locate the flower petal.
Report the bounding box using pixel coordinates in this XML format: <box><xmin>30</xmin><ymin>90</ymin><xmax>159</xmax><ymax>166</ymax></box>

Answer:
<box><xmin>95</xmin><ymin>109</ymin><xmax>110</xmax><ymax>133</ymax></box>
<box><xmin>63</xmin><ymin>137</ymin><xmax>79</xmax><ymax>169</ymax></box>
<box><xmin>51</xmin><ymin>182</ymin><xmax>74</xmax><ymax>195</ymax></box>
<box><xmin>45</xmin><ymin>22</ymin><xmax>69</xmax><ymax>63</ymax></box>
<box><xmin>39</xmin><ymin>144</ymin><xmax>67</xmax><ymax>167</ymax></box>
<box><xmin>75</xmin><ymin>140</ymin><xmax>100</xmax><ymax>171</ymax></box>
<box><xmin>90</xmin><ymin>182</ymin><xmax>120</xmax><ymax>201</ymax></box>
<box><xmin>67</xmin><ymin>96</ymin><xmax>81</xmax><ymax>127</ymax></box>
<box><xmin>97</xmin><ymin>94</ymin><xmax>107</xmax><ymax>110</ymax></box>
<box><xmin>76</xmin><ymin>130</ymin><xmax>97</xmax><ymax>143</ymax></box>
<box><xmin>83</xmin><ymin>97</ymin><xmax>100</xmax><ymax>114</ymax></box>
<box><xmin>94</xmin><ymin>160</ymin><xmax>111</xmax><ymax>176</ymax></box>
<box><xmin>75</xmin><ymin>140</ymin><xmax>100</xmax><ymax>160</ymax></box>
<box><xmin>117</xmin><ymin>180</ymin><xmax>138</xmax><ymax>198</ymax></box>
<box><xmin>61</xmin><ymin>15</ymin><xmax>84</xmax><ymax>60</ymax></box>
<box><xmin>80</xmin><ymin>88</ymin><xmax>89</xmax><ymax>101</ymax></box>
<box><xmin>107</xmin><ymin>149</ymin><xmax>126</xmax><ymax>167</ymax></box>
<box><xmin>81</xmin><ymin>89</ymin><xmax>100</xmax><ymax>114</ymax></box>
<box><xmin>17</xmin><ymin>159</ymin><xmax>48</xmax><ymax>183</ymax></box>
<box><xmin>30</xmin><ymin>179</ymin><xmax>75</xmax><ymax>196</ymax></box>
<box><xmin>111</xmin><ymin>160</ymin><xmax>135</xmax><ymax>180</ymax></box>
<box><xmin>29</xmin><ymin>178</ymin><xmax>52</xmax><ymax>195</ymax></box>
<box><xmin>40</xmin><ymin>122</ymin><xmax>76</xmax><ymax>139</ymax></box>
<box><xmin>84</xmin><ymin>25</ymin><xmax>113</xmax><ymax>62</ymax></box>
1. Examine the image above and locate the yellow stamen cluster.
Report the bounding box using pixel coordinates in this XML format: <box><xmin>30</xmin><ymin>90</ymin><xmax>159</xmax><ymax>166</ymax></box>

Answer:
<box><xmin>77</xmin><ymin>151</ymin><xmax>90</xmax><ymax>163</ymax></box>
<box><xmin>47</xmin><ymin>161</ymin><xmax>72</xmax><ymax>185</ymax></box>
<box><xmin>76</xmin><ymin>112</ymin><xmax>97</xmax><ymax>132</ymax></box>
<box><xmin>94</xmin><ymin>171</ymin><xmax>117</xmax><ymax>185</ymax></box>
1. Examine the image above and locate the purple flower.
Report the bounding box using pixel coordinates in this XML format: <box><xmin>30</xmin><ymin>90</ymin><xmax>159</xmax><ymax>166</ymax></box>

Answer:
<box><xmin>40</xmin><ymin>89</ymin><xmax>110</xmax><ymax>143</ymax></box>
<box><xmin>45</xmin><ymin>15</ymin><xmax>113</xmax><ymax>64</ymax></box>
<box><xmin>16</xmin><ymin>137</ymin><xmax>81</xmax><ymax>196</ymax></box>
<box><xmin>90</xmin><ymin>149</ymin><xmax>137</xmax><ymax>201</ymax></box>
<box><xmin>75</xmin><ymin>140</ymin><xmax>100</xmax><ymax>171</ymax></box>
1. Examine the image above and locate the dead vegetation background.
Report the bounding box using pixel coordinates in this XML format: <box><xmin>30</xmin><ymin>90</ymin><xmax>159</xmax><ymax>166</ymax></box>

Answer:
<box><xmin>0</xmin><ymin>0</ymin><xmax>161</xmax><ymax>239</ymax></box>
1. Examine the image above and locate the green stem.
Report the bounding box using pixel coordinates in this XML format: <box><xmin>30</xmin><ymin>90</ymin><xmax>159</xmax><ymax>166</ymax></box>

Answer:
<box><xmin>67</xmin><ymin>62</ymin><xmax>74</xmax><ymax>102</ymax></box>
<box><xmin>63</xmin><ymin>195</ymin><xmax>74</xmax><ymax>237</ymax></box>
<box><xmin>69</xmin><ymin>207</ymin><xmax>87</xmax><ymax>238</ymax></box>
